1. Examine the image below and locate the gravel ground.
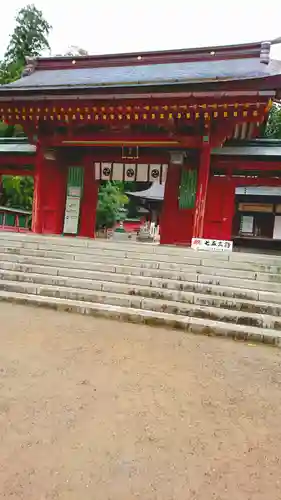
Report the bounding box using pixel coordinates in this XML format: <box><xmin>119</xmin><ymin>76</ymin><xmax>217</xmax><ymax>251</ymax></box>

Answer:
<box><xmin>0</xmin><ymin>302</ymin><xmax>281</xmax><ymax>500</ymax></box>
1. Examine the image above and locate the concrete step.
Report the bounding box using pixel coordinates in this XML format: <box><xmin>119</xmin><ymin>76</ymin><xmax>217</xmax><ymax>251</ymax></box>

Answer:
<box><xmin>0</xmin><ymin>231</ymin><xmax>276</xmax><ymax>259</ymax></box>
<box><xmin>0</xmin><ymin>239</ymin><xmax>230</xmax><ymax>265</ymax></box>
<box><xmin>1</xmin><ymin>232</ymin><xmax>227</xmax><ymax>256</ymax></box>
<box><xmin>1</xmin><ymin>260</ymin><xmax>281</xmax><ymax>300</ymax></box>
<box><xmin>0</xmin><ymin>289</ymin><xmax>279</xmax><ymax>347</ymax></box>
<box><xmin>1</xmin><ymin>277</ymin><xmax>281</xmax><ymax>330</ymax></box>
<box><xmin>0</xmin><ymin>254</ymin><xmax>269</xmax><ymax>282</ymax></box>
<box><xmin>2</xmin><ymin>234</ymin><xmax>281</xmax><ymax>273</ymax></box>
<box><xmin>2</xmin><ymin>245</ymin><xmax>281</xmax><ymax>285</ymax></box>
<box><xmin>1</xmin><ymin>257</ymin><xmax>281</xmax><ymax>304</ymax></box>
<box><xmin>1</xmin><ymin>233</ymin><xmax>281</xmax><ymax>345</ymax></box>
<box><xmin>2</xmin><ymin>231</ymin><xmax>281</xmax><ymax>264</ymax></box>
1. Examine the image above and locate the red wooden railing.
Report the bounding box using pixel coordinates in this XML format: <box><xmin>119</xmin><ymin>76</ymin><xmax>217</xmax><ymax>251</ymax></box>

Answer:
<box><xmin>0</xmin><ymin>210</ymin><xmax>30</xmax><ymax>233</ymax></box>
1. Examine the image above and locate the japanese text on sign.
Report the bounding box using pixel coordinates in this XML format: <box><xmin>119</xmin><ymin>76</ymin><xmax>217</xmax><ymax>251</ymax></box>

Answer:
<box><xmin>191</xmin><ymin>238</ymin><xmax>233</xmax><ymax>252</ymax></box>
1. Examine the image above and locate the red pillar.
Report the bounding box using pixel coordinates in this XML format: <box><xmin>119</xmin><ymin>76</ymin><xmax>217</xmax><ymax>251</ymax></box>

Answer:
<box><xmin>32</xmin><ymin>145</ymin><xmax>67</xmax><ymax>235</ymax></box>
<box><xmin>78</xmin><ymin>156</ymin><xmax>99</xmax><ymax>238</ymax></box>
<box><xmin>192</xmin><ymin>142</ymin><xmax>211</xmax><ymax>239</ymax></box>
<box><xmin>203</xmin><ymin>176</ymin><xmax>236</xmax><ymax>240</ymax></box>
<box><xmin>32</xmin><ymin>143</ymin><xmax>44</xmax><ymax>233</ymax></box>
<box><xmin>160</xmin><ymin>163</ymin><xmax>194</xmax><ymax>245</ymax></box>
<box><xmin>48</xmin><ymin>157</ymin><xmax>67</xmax><ymax>234</ymax></box>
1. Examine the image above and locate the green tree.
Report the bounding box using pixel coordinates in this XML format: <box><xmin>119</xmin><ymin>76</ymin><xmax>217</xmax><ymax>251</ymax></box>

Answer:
<box><xmin>0</xmin><ymin>4</ymin><xmax>50</xmax><ymax>211</ymax></box>
<box><xmin>1</xmin><ymin>176</ymin><xmax>34</xmax><ymax>210</ymax></box>
<box><xmin>1</xmin><ymin>3</ymin><xmax>51</xmax><ymax>136</ymax></box>
<box><xmin>0</xmin><ymin>60</ymin><xmax>24</xmax><ymax>85</ymax></box>
<box><xmin>264</xmin><ymin>105</ymin><xmax>281</xmax><ymax>138</ymax></box>
<box><xmin>1</xmin><ymin>4</ymin><xmax>51</xmax><ymax>84</ymax></box>
<box><xmin>5</xmin><ymin>4</ymin><xmax>51</xmax><ymax>67</ymax></box>
<box><xmin>0</xmin><ymin>122</ymin><xmax>25</xmax><ymax>137</ymax></box>
<box><xmin>96</xmin><ymin>182</ymin><xmax>128</xmax><ymax>229</ymax></box>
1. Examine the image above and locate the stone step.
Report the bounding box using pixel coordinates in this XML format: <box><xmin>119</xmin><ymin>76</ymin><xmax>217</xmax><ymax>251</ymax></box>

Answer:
<box><xmin>1</xmin><ymin>258</ymin><xmax>281</xmax><ymax>304</ymax></box>
<box><xmin>0</xmin><ymin>232</ymin><xmax>228</xmax><ymax>257</ymax></box>
<box><xmin>0</xmin><ymin>289</ymin><xmax>279</xmax><ymax>347</ymax></box>
<box><xmin>0</xmin><ymin>254</ymin><xmax>275</xmax><ymax>282</ymax></box>
<box><xmin>2</xmin><ymin>244</ymin><xmax>281</xmax><ymax>281</ymax></box>
<box><xmin>1</xmin><ymin>260</ymin><xmax>281</xmax><ymax>296</ymax></box>
<box><xmin>1</xmin><ymin>276</ymin><xmax>281</xmax><ymax>330</ymax></box>
<box><xmin>0</xmin><ymin>271</ymin><xmax>273</xmax><ymax>314</ymax></box>
<box><xmin>0</xmin><ymin>239</ymin><xmax>231</xmax><ymax>265</ymax></box>
<box><xmin>0</xmin><ymin>233</ymin><xmax>281</xmax><ymax>267</ymax></box>
<box><xmin>0</xmin><ymin>242</ymin><xmax>208</xmax><ymax>266</ymax></box>
<box><xmin>2</xmin><ymin>232</ymin><xmax>281</xmax><ymax>268</ymax></box>
<box><xmin>0</xmin><ymin>231</ymin><xmax>277</xmax><ymax>259</ymax></box>
<box><xmin>1</xmin><ymin>233</ymin><xmax>281</xmax><ymax>345</ymax></box>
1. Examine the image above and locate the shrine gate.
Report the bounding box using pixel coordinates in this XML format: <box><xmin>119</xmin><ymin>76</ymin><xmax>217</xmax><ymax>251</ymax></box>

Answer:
<box><xmin>0</xmin><ymin>40</ymin><xmax>281</xmax><ymax>245</ymax></box>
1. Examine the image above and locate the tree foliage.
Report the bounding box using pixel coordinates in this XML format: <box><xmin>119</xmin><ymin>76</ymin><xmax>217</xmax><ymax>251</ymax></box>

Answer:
<box><xmin>96</xmin><ymin>182</ymin><xmax>128</xmax><ymax>229</ymax></box>
<box><xmin>1</xmin><ymin>176</ymin><xmax>34</xmax><ymax>210</ymax></box>
<box><xmin>0</xmin><ymin>60</ymin><xmax>23</xmax><ymax>85</ymax></box>
<box><xmin>5</xmin><ymin>4</ymin><xmax>51</xmax><ymax>66</ymax></box>
<box><xmin>0</xmin><ymin>4</ymin><xmax>49</xmax><ymax>212</ymax></box>
<box><xmin>264</xmin><ymin>104</ymin><xmax>281</xmax><ymax>139</ymax></box>
<box><xmin>0</xmin><ymin>122</ymin><xmax>25</xmax><ymax>137</ymax></box>
<box><xmin>1</xmin><ymin>4</ymin><xmax>51</xmax><ymax>84</ymax></box>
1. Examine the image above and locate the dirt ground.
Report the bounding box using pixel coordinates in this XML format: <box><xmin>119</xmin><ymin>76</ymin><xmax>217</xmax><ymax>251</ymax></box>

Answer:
<box><xmin>0</xmin><ymin>304</ymin><xmax>281</xmax><ymax>500</ymax></box>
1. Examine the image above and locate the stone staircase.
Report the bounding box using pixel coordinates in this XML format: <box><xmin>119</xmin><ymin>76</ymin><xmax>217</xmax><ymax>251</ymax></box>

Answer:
<box><xmin>0</xmin><ymin>232</ymin><xmax>281</xmax><ymax>346</ymax></box>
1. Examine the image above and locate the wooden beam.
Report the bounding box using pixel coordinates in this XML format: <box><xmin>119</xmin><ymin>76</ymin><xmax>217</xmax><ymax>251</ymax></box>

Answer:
<box><xmin>212</xmin><ymin>159</ymin><xmax>281</xmax><ymax>171</ymax></box>
<box><xmin>64</xmin><ymin>150</ymin><xmax>170</xmax><ymax>164</ymax></box>
<box><xmin>47</xmin><ymin>133</ymin><xmax>202</xmax><ymax>148</ymax></box>
<box><xmin>0</xmin><ymin>155</ymin><xmax>35</xmax><ymax>167</ymax></box>
<box><xmin>0</xmin><ymin>98</ymin><xmax>269</xmax><ymax>129</ymax></box>
<box><xmin>0</xmin><ymin>169</ymin><xmax>34</xmax><ymax>176</ymax></box>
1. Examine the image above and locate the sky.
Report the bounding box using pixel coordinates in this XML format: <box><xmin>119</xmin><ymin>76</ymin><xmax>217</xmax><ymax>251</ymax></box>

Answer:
<box><xmin>1</xmin><ymin>0</ymin><xmax>281</xmax><ymax>59</ymax></box>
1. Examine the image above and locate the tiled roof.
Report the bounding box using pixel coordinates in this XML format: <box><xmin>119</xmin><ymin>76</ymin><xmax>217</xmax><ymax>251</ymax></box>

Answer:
<box><xmin>0</xmin><ymin>138</ymin><xmax>35</xmax><ymax>154</ymax></box>
<box><xmin>212</xmin><ymin>139</ymin><xmax>281</xmax><ymax>157</ymax></box>
<box><xmin>213</xmin><ymin>145</ymin><xmax>281</xmax><ymax>156</ymax></box>
<box><xmin>5</xmin><ymin>58</ymin><xmax>281</xmax><ymax>91</ymax></box>
<box><xmin>0</xmin><ymin>205</ymin><xmax>31</xmax><ymax>215</ymax></box>
<box><xmin>236</xmin><ymin>186</ymin><xmax>281</xmax><ymax>195</ymax></box>
<box><xmin>126</xmin><ymin>183</ymin><xmax>165</xmax><ymax>201</ymax></box>
<box><xmin>0</xmin><ymin>41</ymin><xmax>280</xmax><ymax>92</ymax></box>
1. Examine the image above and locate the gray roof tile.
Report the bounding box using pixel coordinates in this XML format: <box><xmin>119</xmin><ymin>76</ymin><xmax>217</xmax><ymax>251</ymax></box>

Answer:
<box><xmin>0</xmin><ymin>138</ymin><xmax>35</xmax><ymax>154</ymax></box>
<box><xmin>212</xmin><ymin>145</ymin><xmax>281</xmax><ymax>157</ymax></box>
<box><xmin>126</xmin><ymin>183</ymin><xmax>165</xmax><ymax>201</ymax></box>
<box><xmin>5</xmin><ymin>58</ymin><xmax>281</xmax><ymax>90</ymax></box>
<box><xmin>0</xmin><ymin>205</ymin><xmax>31</xmax><ymax>215</ymax></box>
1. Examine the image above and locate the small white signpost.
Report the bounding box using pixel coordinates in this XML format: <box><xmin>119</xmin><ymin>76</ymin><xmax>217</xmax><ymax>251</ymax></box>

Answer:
<box><xmin>191</xmin><ymin>238</ymin><xmax>233</xmax><ymax>252</ymax></box>
<box><xmin>63</xmin><ymin>186</ymin><xmax>82</xmax><ymax>235</ymax></box>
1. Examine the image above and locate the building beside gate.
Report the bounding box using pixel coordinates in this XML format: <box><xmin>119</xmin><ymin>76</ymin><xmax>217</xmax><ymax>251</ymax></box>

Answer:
<box><xmin>0</xmin><ymin>40</ymin><xmax>281</xmax><ymax>245</ymax></box>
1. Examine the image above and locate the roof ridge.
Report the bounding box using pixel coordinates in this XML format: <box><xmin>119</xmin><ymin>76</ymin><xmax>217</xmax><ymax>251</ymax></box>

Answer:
<box><xmin>26</xmin><ymin>41</ymin><xmax>265</xmax><ymax>72</ymax></box>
